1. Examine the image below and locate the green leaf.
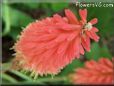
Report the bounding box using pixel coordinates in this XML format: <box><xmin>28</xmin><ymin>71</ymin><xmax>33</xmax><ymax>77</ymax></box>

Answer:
<box><xmin>41</xmin><ymin>3</ymin><xmax>54</xmax><ymax>16</ymax></box>
<box><xmin>85</xmin><ymin>43</ymin><xmax>100</xmax><ymax>60</ymax></box>
<box><xmin>2</xmin><ymin>4</ymin><xmax>33</xmax><ymax>36</ymax></box>
<box><xmin>1</xmin><ymin>63</ymin><xmax>12</xmax><ymax>71</ymax></box>
<box><xmin>2</xmin><ymin>4</ymin><xmax>10</xmax><ymax>36</ymax></box>
<box><xmin>8</xmin><ymin>27</ymin><xmax>22</xmax><ymax>40</ymax></box>
<box><xmin>100</xmin><ymin>45</ymin><xmax>112</xmax><ymax>59</ymax></box>
<box><xmin>51</xmin><ymin>3</ymin><xmax>69</xmax><ymax>12</ymax></box>
<box><xmin>23</xmin><ymin>3</ymin><xmax>39</xmax><ymax>9</ymax></box>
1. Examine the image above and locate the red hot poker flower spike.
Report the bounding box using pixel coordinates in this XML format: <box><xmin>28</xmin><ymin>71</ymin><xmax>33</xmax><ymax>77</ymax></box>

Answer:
<box><xmin>69</xmin><ymin>58</ymin><xmax>114</xmax><ymax>84</ymax></box>
<box><xmin>13</xmin><ymin>9</ymin><xmax>99</xmax><ymax>76</ymax></box>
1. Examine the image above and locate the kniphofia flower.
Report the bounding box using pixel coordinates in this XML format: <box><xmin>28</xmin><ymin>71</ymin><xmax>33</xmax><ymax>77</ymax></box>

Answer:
<box><xmin>13</xmin><ymin>9</ymin><xmax>99</xmax><ymax>76</ymax></box>
<box><xmin>69</xmin><ymin>58</ymin><xmax>114</xmax><ymax>84</ymax></box>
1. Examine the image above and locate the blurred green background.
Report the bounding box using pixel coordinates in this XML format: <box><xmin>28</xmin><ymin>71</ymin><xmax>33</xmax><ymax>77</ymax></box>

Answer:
<box><xmin>1</xmin><ymin>1</ymin><xmax>114</xmax><ymax>85</ymax></box>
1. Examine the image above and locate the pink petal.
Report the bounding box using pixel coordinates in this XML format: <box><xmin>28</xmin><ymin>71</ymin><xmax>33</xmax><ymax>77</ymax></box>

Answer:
<box><xmin>57</xmin><ymin>41</ymin><xmax>69</xmax><ymax>54</ymax></box>
<box><xmin>67</xmin><ymin>32</ymin><xmax>78</xmax><ymax>41</ymax></box>
<box><xmin>56</xmin><ymin>23</ymin><xmax>81</xmax><ymax>31</ymax></box>
<box><xmin>63</xmin><ymin>17</ymin><xmax>68</xmax><ymax>23</ymax></box>
<box><xmin>74</xmin><ymin>37</ymin><xmax>80</xmax><ymax>58</ymax></box>
<box><xmin>65</xmin><ymin>9</ymin><xmax>79</xmax><ymax>24</ymax></box>
<box><xmin>92</xmin><ymin>27</ymin><xmax>99</xmax><ymax>32</ymax></box>
<box><xmin>81</xmin><ymin>35</ymin><xmax>90</xmax><ymax>52</ymax></box>
<box><xmin>80</xmin><ymin>44</ymin><xmax>84</xmax><ymax>55</ymax></box>
<box><xmin>86</xmin><ymin>31</ymin><xmax>99</xmax><ymax>42</ymax></box>
<box><xmin>53</xmin><ymin>14</ymin><xmax>65</xmax><ymax>23</ymax></box>
<box><xmin>79</xmin><ymin>9</ymin><xmax>87</xmax><ymax>23</ymax></box>
<box><xmin>89</xmin><ymin>18</ymin><xmax>98</xmax><ymax>25</ymax></box>
<box><xmin>66</xmin><ymin>36</ymin><xmax>81</xmax><ymax>60</ymax></box>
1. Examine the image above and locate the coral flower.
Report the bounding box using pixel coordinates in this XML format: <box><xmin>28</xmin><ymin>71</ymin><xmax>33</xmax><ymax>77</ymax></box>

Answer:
<box><xmin>13</xmin><ymin>9</ymin><xmax>99</xmax><ymax>76</ymax></box>
<box><xmin>69</xmin><ymin>58</ymin><xmax>114</xmax><ymax>84</ymax></box>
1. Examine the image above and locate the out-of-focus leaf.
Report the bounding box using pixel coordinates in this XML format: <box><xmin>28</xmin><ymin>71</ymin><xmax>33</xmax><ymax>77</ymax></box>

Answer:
<box><xmin>41</xmin><ymin>3</ymin><xmax>53</xmax><ymax>16</ymax></box>
<box><xmin>1</xmin><ymin>62</ymin><xmax>12</xmax><ymax>71</ymax></box>
<box><xmin>8</xmin><ymin>27</ymin><xmax>22</xmax><ymax>40</ymax></box>
<box><xmin>23</xmin><ymin>3</ymin><xmax>39</xmax><ymax>9</ymax></box>
<box><xmin>59</xmin><ymin>59</ymin><xmax>84</xmax><ymax>76</ymax></box>
<box><xmin>100</xmin><ymin>45</ymin><xmax>112</xmax><ymax>59</ymax></box>
<box><xmin>85</xmin><ymin>43</ymin><xmax>112</xmax><ymax>60</ymax></box>
<box><xmin>2</xmin><ymin>5</ymin><xmax>10</xmax><ymax>36</ymax></box>
<box><xmin>85</xmin><ymin>43</ymin><xmax>100</xmax><ymax>60</ymax></box>
<box><xmin>51</xmin><ymin>3</ymin><xmax>69</xmax><ymax>12</ymax></box>
<box><xmin>2</xmin><ymin>4</ymin><xmax>33</xmax><ymax>36</ymax></box>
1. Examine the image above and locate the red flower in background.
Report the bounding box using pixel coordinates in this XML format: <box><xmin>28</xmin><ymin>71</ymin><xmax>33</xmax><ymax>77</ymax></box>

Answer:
<box><xmin>13</xmin><ymin>9</ymin><xmax>99</xmax><ymax>76</ymax></box>
<box><xmin>69</xmin><ymin>58</ymin><xmax>114</xmax><ymax>84</ymax></box>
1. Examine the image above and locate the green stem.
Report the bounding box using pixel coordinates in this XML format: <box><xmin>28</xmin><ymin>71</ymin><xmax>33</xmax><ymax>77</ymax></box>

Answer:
<box><xmin>3</xmin><ymin>69</ymin><xmax>68</xmax><ymax>85</ymax></box>
<box><xmin>9</xmin><ymin>70</ymin><xmax>32</xmax><ymax>81</ymax></box>
<box><xmin>2</xmin><ymin>73</ymin><xmax>18</xmax><ymax>83</ymax></box>
<box><xmin>2</xmin><ymin>76</ymin><xmax>68</xmax><ymax>85</ymax></box>
<box><xmin>35</xmin><ymin>76</ymin><xmax>67</xmax><ymax>82</ymax></box>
